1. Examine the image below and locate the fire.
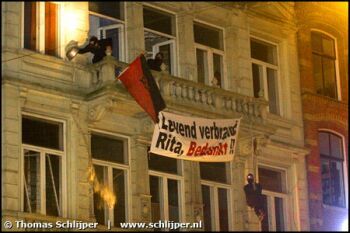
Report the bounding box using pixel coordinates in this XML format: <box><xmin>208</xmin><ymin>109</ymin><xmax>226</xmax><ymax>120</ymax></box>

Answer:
<box><xmin>87</xmin><ymin>165</ymin><xmax>117</xmax><ymax>209</ymax></box>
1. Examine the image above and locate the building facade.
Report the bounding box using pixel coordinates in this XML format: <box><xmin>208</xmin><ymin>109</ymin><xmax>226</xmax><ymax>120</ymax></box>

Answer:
<box><xmin>2</xmin><ymin>2</ymin><xmax>310</xmax><ymax>231</ymax></box>
<box><xmin>295</xmin><ymin>2</ymin><xmax>348</xmax><ymax>231</ymax></box>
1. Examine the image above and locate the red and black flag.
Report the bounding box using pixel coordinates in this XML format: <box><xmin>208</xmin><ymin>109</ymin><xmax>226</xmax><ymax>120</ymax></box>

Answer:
<box><xmin>117</xmin><ymin>54</ymin><xmax>166</xmax><ymax>123</ymax></box>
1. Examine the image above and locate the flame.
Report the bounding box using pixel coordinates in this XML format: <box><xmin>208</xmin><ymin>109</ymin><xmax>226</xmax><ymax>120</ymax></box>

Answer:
<box><xmin>87</xmin><ymin>165</ymin><xmax>117</xmax><ymax>209</ymax></box>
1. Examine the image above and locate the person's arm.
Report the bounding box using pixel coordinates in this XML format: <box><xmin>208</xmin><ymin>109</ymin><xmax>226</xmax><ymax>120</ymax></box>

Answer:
<box><xmin>78</xmin><ymin>43</ymin><xmax>94</xmax><ymax>54</ymax></box>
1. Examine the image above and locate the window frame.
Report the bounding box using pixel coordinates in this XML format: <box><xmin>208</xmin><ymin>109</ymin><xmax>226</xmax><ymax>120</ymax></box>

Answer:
<box><xmin>21</xmin><ymin>2</ymin><xmax>62</xmax><ymax>57</ymax></box>
<box><xmin>90</xmin><ymin>129</ymin><xmax>131</xmax><ymax>227</ymax></box>
<box><xmin>142</xmin><ymin>3</ymin><xmax>179</xmax><ymax>76</ymax></box>
<box><xmin>250</xmin><ymin>35</ymin><xmax>282</xmax><ymax>116</ymax></box>
<box><xmin>88</xmin><ymin>3</ymin><xmax>126</xmax><ymax>62</ymax></box>
<box><xmin>20</xmin><ymin>113</ymin><xmax>67</xmax><ymax>217</ymax></box>
<box><xmin>318</xmin><ymin>129</ymin><xmax>348</xmax><ymax>209</ymax></box>
<box><xmin>257</xmin><ymin>165</ymin><xmax>289</xmax><ymax>231</ymax></box>
<box><xmin>194</xmin><ymin>19</ymin><xmax>226</xmax><ymax>89</ymax></box>
<box><xmin>148</xmin><ymin>153</ymin><xmax>185</xmax><ymax>223</ymax></box>
<box><xmin>200</xmin><ymin>162</ymin><xmax>233</xmax><ymax>231</ymax></box>
<box><xmin>311</xmin><ymin>29</ymin><xmax>342</xmax><ymax>101</ymax></box>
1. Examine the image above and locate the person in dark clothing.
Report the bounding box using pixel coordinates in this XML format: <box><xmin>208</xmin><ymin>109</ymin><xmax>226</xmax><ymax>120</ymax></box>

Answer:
<box><xmin>147</xmin><ymin>52</ymin><xmax>165</xmax><ymax>71</ymax></box>
<box><xmin>78</xmin><ymin>36</ymin><xmax>107</xmax><ymax>64</ymax></box>
<box><xmin>244</xmin><ymin>173</ymin><xmax>266</xmax><ymax>221</ymax></box>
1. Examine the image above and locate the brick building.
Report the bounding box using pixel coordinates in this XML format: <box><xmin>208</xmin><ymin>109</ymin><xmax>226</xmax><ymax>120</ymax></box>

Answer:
<box><xmin>2</xmin><ymin>2</ymin><xmax>311</xmax><ymax>231</ymax></box>
<box><xmin>295</xmin><ymin>2</ymin><xmax>348</xmax><ymax>231</ymax></box>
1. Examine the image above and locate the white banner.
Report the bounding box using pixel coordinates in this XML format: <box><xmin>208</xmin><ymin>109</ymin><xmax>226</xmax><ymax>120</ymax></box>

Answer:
<box><xmin>150</xmin><ymin>111</ymin><xmax>241</xmax><ymax>162</ymax></box>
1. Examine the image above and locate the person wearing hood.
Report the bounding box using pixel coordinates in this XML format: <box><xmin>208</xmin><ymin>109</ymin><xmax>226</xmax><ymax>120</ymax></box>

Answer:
<box><xmin>147</xmin><ymin>52</ymin><xmax>166</xmax><ymax>72</ymax></box>
<box><xmin>244</xmin><ymin>173</ymin><xmax>266</xmax><ymax>221</ymax></box>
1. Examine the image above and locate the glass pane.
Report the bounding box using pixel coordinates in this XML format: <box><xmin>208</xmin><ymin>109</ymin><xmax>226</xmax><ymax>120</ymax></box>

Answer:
<box><xmin>143</xmin><ymin>7</ymin><xmax>174</xmax><ymax>36</ymax></box>
<box><xmin>148</xmin><ymin>153</ymin><xmax>178</xmax><ymax>174</ymax></box>
<box><xmin>261</xmin><ymin>195</ymin><xmax>269</xmax><ymax>231</ymax></box>
<box><xmin>168</xmin><ymin>179</ymin><xmax>180</xmax><ymax>222</ymax></box>
<box><xmin>159</xmin><ymin>44</ymin><xmax>172</xmax><ymax>74</ymax></box>
<box><xmin>258</xmin><ymin>167</ymin><xmax>284</xmax><ymax>193</ymax></box>
<box><xmin>22</xmin><ymin>116</ymin><xmax>63</xmax><ymax>151</ymax></box>
<box><xmin>24</xmin><ymin>2</ymin><xmax>37</xmax><ymax>50</ymax></box>
<box><xmin>330</xmin><ymin>134</ymin><xmax>343</xmax><ymax>159</ymax></box>
<box><xmin>311</xmin><ymin>32</ymin><xmax>322</xmax><ymax>53</ymax></box>
<box><xmin>45</xmin><ymin>154</ymin><xmax>61</xmax><ymax>216</ymax></box>
<box><xmin>91</xmin><ymin>134</ymin><xmax>125</xmax><ymax>164</ymax></box>
<box><xmin>213</xmin><ymin>53</ymin><xmax>222</xmax><ymax>88</ymax></box>
<box><xmin>93</xmin><ymin>165</ymin><xmax>107</xmax><ymax>225</ymax></box>
<box><xmin>45</xmin><ymin>2</ymin><xmax>58</xmax><ymax>56</ymax></box>
<box><xmin>318</xmin><ymin>132</ymin><xmax>330</xmax><ymax>156</ymax></box>
<box><xmin>275</xmin><ymin>197</ymin><xmax>285</xmax><ymax>231</ymax></box>
<box><xmin>113</xmin><ymin>168</ymin><xmax>126</xmax><ymax>226</ymax></box>
<box><xmin>250</xmin><ymin>39</ymin><xmax>277</xmax><ymax>65</ymax></box>
<box><xmin>267</xmin><ymin>68</ymin><xmax>279</xmax><ymax>115</ymax></box>
<box><xmin>312</xmin><ymin>54</ymin><xmax>324</xmax><ymax>95</ymax></box>
<box><xmin>106</xmin><ymin>28</ymin><xmax>120</xmax><ymax>60</ymax></box>
<box><xmin>201</xmin><ymin>185</ymin><xmax>212</xmax><ymax>231</ymax></box>
<box><xmin>218</xmin><ymin>188</ymin><xmax>229</xmax><ymax>231</ymax></box>
<box><xmin>322</xmin><ymin>57</ymin><xmax>337</xmax><ymax>99</ymax></box>
<box><xmin>196</xmin><ymin>49</ymin><xmax>207</xmax><ymax>84</ymax></box>
<box><xmin>252</xmin><ymin>63</ymin><xmax>263</xmax><ymax>98</ymax></box>
<box><xmin>322</xmin><ymin>159</ymin><xmax>345</xmax><ymax>207</ymax></box>
<box><xmin>89</xmin><ymin>2</ymin><xmax>123</xmax><ymax>20</ymax></box>
<box><xmin>194</xmin><ymin>23</ymin><xmax>223</xmax><ymax>50</ymax></box>
<box><xmin>24</xmin><ymin>150</ymin><xmax>41</xmax><ymax>213</ymax></box>
<box><xmin>200</xmin><ymin>162</ymin><xmax>227</xmax><ymax>183</ymax></box>
<box><xmin>150</xmin><ymin>176</ymin><xmax>162</xmax><ymax>224</ymax></box>
<box><xmin>322</xmin><ymin>37</ymin><xmax>335</xmax><ymax>57</ymax></box>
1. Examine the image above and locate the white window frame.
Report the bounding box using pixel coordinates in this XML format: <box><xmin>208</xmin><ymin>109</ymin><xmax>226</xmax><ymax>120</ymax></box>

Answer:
<box><xmin>310</xmin><ymin>29</ymin><xmax>342</xmax><ymax>101</ymax></box>
<box><xmin>250</xmin><ymin>36</ymin><xmax>282</xmax><ymax>116</ymax></box>
<box><xmin>20</xmin><ymin>113</ymin><xmax>67</xmax><ymax>217</ymax></box>
<box><xmin>21</xmin><ymin>2</ymin><xmax>62</xmax><ymax>57</ymax></box>
<box><xmin>318</xmin><ymin>129</ymin><xmax>348</xmax><ymax>210</ymax></box>
<box><xmin>193</xmin><ymin>20</ymin><xmax>226</xmax><ymax>89</ymax></box>
<box><xmin>142</xmin><ymin>3</ymin><xmax>178</xmax><ymax>76</ymax></box>
<box><xmin>257</xmin><ymin>165</ymin><xmax>290</xmax><ymax>231</ymax></box>
<box><xmin>89</xmin><ymin>5</ymin><xmax>126</xmax><ymax>62</ymax></box>
<box><xmin>148</xmin><ymin>157</ymin><xmax>184</xmax><ymax>224</ymax></box>
<box><xmin>90</xmin><ymin>130</ymin><xmax>131</xmax><ymax>227</ymax></box>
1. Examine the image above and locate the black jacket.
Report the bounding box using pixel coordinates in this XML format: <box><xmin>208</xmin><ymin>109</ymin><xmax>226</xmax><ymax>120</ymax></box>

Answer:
<box><xmin>78</xmin><ymin>43</ymin><xmax>106</xmax><ymax>64</ymax></box>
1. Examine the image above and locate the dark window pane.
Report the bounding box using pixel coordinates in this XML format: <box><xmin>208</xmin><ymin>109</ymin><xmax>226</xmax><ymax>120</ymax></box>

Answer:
<box><xmin>159</xmin><ymin>44</ymin><xmax>172</xmax><ymax>74</ymax></box>
<box><xmin>275</xmin><ymin>197</ymin><xmax>285</xmax><ymax>231</ymax></box>
<box><xmin>24</xmin><ymin>150</ymin><xmax>41</xmax><ymax>214</ymax></box>
<box><xmin>267</xmin><ymin>68</ymin><xmax>279</xmax><ymax>115</ymax></box>
<box><xmin>93</xmin><ymin>165</ymin><xmax>106</xmax><ymax>225</ymax></box>
<box><xmin>311</xmin><ymin>32</ymin><xmax>322</xmax><ymax>53</ymax></box>
<box><xmin>218</xmin><ymin>188</ymin><xmax>229</xmax><ymax>231</ymax></box>
<box><xmin>196</xmin><ymin>49</ymin><xmax>207</xmax><ymax>84</ymax></box>
<box><xmin>201</xmin><ymin>185</ymin><xmax>212</xmax><ymax>231</ymax></box>
<box><xmin>258</xmin><ymin>167</ymin><xmax>284</xmax><ymax>193</ymax></box>
<box><xmin>200</xmin><ymin>162</ymin><xmax>227</xmax><ymax>183</ymax></box>
<box><xmin>312</xmin><ymin>54</ymin><xmax>324</xmax><ymax>95</ymax></box>
<box><xmin>322</xmin><ymin>57</ymin><xmax>337</xmax><ymax>98</ymax></box>
<box><xmin>250</xmin><ymin>39</ymin><xmax>277</xmax><ymax>65</ymax></box>
<box><xmin>252</xmin><ymin>63</ymin><xmax>262</xmax><ymax>98</ymax></box>
<box><xmin>322</xmin><ymin>37</ymin><xmax>335</xmax><ymax>57</ymax></box>
<box><xmin>330</xmin><ymin>134</ymin><xmax>343</xmax><ymax>159</ymax></box>
<box><xmin>113</xmin><ymin>168</ymin><xmax>126</xmax><ymax>226</ymax></box>
<box><xmin>318</xmin><ymin>132</ymin><xmax>330</xmax><ymax>156</ymax></box>
<box><xmin>45</xmin><ymin>2</ymin><xmax>58</xmax><ymax>56</ymax></box>
<box><xmin>24</xmin><ymin>2</ymin><xmax>37</xmax><ymax>50</ymax></box>
<box><xmin>22</xmin><ymin>116</ymin><xmax>63</xmax><ymax>151</ymax></box>
<box><xmin>45</xmin><ymin>154</ymin><xmax>61</xmax><ymax>217</ymax></box>
<box><xmin>143</xmin><ymin>7</ymin><xmax>173</xmax><ymax>35</ymax></box>
<box><xmin>213</xmin><ymin>53</ymin><xmax>222</xmax><ymax>87</ymax></box>
<box><xmin>148</xmin><ymin>153</ymin><xmax>178</xmax><ymax>174</ymax></box>
<box><xmin>194</xmin><ymin>23</ymin><xmax>223</xmax><ymax>50</ymax></box>
<box><xmin>150</xmin><ymin>176</ymin><xmax>162</xmax><ymax>224</ymax></box>
<box><xmin>261</xmin><ymin>195</ymin><xmax>269</xmax><ymax>231</ymax></box>
<box><xmin>91</xmin><ymin>134</ymin><xmax>125</xmax><ymax>164</ymax></box>
<box><xmin>89</xmin><ymin>2</ymin><xmax>123</xmax><ymax>20</ymax></box>
<box><xmin>168</xmin><ymin>179</ymin><xmax>179</xmax><ymax>222</ymax></box>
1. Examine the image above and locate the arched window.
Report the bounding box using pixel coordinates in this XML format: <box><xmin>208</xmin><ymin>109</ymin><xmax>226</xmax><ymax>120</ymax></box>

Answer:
<box><xmin>318</xmin><ymin>131</ymin><xmax>346</xmax><ymax>207</ymax></box>
<box><xmin>311</xmin><ymin>32</ymin><xmax>338</xmax><ymax>99</ymax></box>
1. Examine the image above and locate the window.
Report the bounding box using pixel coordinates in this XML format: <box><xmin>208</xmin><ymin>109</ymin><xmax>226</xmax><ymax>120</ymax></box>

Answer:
<box><xmin>258</xmin><ymin>167</ymin><xmax>288</xmax><ymax>231</ymax></box>
<box><xmin>250</xmin><ymin>38</ymin><xmax>280</xmax><ymax>115</ymax></box>
<box><xmin>22</xmin><ymin>115</ymin><xmax>65</xmax><ymax>217</ymax></box>
<box><xmin>148</xmin><ymin>152</ymin><xmax>183</xmax><ymax>228</ymax></box>
<box><xmin>143</xmin><ymin>6</ymin><xmax>177</xmax><ymax>76</ymax></box>
<box><xmin>91</xmin><ymin>133</ymin><xmax>129</xmax><ymax>227</ymax></box>
<box><xmin>319</xmin><ymin>131</ymin><xmax>346</xmax><ymax>208</ymax></box>
<box><xmin>23</xmin><ymin>2</ymin><xmax>59</xmax><ymax>57</ymax></box>
<box><xmin>89</xmin><ymin>2</ymin><xmax>125</xmax><ymax>61</ymax></box>
<box><xmin>194</xmin><ymin>22</ymin><xmax>224</xmax><ymax>88</ymax></box>
<box><xmin>311</xmin><ymin>32</ymin><xmax>338</xmax><ymax>99</ymax></box>
<box><xmin>200</xmin><ymin>162</ymin><xmax>232</xmax><ymax>231</ymax></box>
